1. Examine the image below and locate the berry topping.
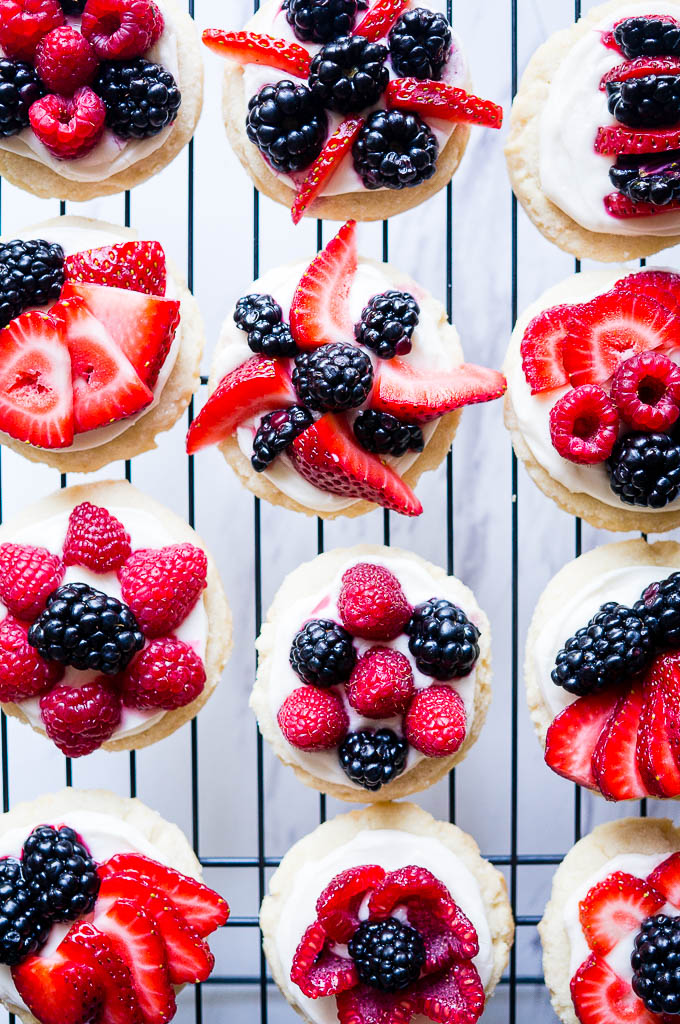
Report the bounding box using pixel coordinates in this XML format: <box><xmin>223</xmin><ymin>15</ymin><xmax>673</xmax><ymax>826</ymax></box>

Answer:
<box><xmin>371</xmin><ymin>357</ymin><xmax>507</xmax><ymax>422</ymax></box>
<box><xmin>353</xmin><ymin>108</ymin><xmax>438</xmax><ymax>190</ymax></box>
<box><xmin>338</xmin><ymin>562</ymin><xmax>412</xmax><ymax>641</ymax></box>
<box><xmin>316</xmin><ymin>865</ymin><xmax>386</xmax><ymax>942</ymax></box>
<box><xmin>549</xmin><ymin>385</ymin><xmax>619</xmax><ymax>465</ymax></box>
<box><xmin>290</xmin><ymin>617</ymin><xmax>357</xmax><ymax>687</ymax></box>
<box><xmin>118</xmin><ymin>542</ymin><xmax>207</xmax><ymax>638</ymax></box>
<box><xmin>0</xmin><ymin>0</ymin><xmax>64</xmax><ymax>60</ymax></box>
<box><xmin>283</xmin><ymin>0</ymin><xmax>359</xmax><ymax>44</ymax></box>
<box><xmin>293</xmin><ymin>342</ymin><xmax>373</xmax><ymax>412</ymax></box>
<box><xmin>611</xmin><ymin>351</ymin><xmax>680</xmax><ymax>430</ymax></box>
<box><xmin>388</xmin><ymin>8</ymin><xmax>451</xmax><ymax>80</ymax></box>
<box><xmin>0</xmin><ymin>615</ymin><xmax>63</xmax><ymax>701</ymax></box>
<box><xmin>355</xmin><ymin>290</ymin><xmax>419</xmax><ymax>360</ymax></box>
<box><xmin>595</xmin><ymin>124</ymin><xmax>680</xmax><ymax>155</ymax></box>
<box><xmin>417</xmin><ymin>963</ymin><xmax>486</xmax><ymax>1024</ymax></box>
<box><xmin>278</xmin><ymin>685</ymin><xmax>349</xmax><ymax>750</ymax></box>
<box><xmin>251</xmin><ymin>405</ymin><xmax>314</xmax><ymax>473</ymax></box>
<box><xmin>385</xmin><ymin>78</ymin><xmax>503</xmax><ymax>128</ymax></box>
<box><xmin>81</xmin><ymin>0</ymin><xmax>158</xmax><ymax>59</ymax></box>
<box><xmin>201</xmin><ymin>29</ymin><xmax>312</xmax><ymax>77</ymax></box>
<box><xmin>35</xmin><ymin>26</ymin><xmax>97</xmax><ymax>94</ymax></box>
<box><xmin>233</xmin><ymin>293</ymin><xmax>297</xmax><ymax>358</ymax></box>
<box><xmin>591</xmin><ymin>682</ymin><xmax>648</xmax><ymax>801</ymax></box>
<box><xmin>63</xmin><ymin>502</ymin><xmax>131</xmax><ymax>574</ymax></box>
<box><xmin>338</xmin><ymin>727</ymin><xmax>407</xmax><ymax>790</ymax></box>
<box><xmin>291</xmin><ymin>922</ymin><xmax>359</xmax><ymax>999</ymax></box>
<box><xmin>579</xmin><ymin>871</ymin><xmax>664</xmax><ymax>956</ymax></box>
<box><xmin>292</xmin><ymin>115</ymin><xmax>365</xmax><ymax>224</ymax></box>
<box><xmin>405</xmin><ymin>598</ymin><xmax>480</xmax><ymax>680</ymax></box>
<box><xmin>11</xmin><ymin>939</ymin><xmax>103</xmax><ymax>1024</ymax></box>
<box><xmin>616</xmin><ymin>268</ymin><xmax>680</xmax><ymax>314</ymax></box>
<box><xmin>23</xmin><ymin>825</ymin><xmax>99</xmax><ymax>922</ymax></box>
<box><xmin>571</xmin><ymin>952</ymin><xmax>658</xmax><ymax>1024</ymax></box>
<box><xmin>636</xmin><ymin>573</ymin><xmax>680</xmax><ymax>648</ymax></box>
<box><xmin>354</xmin><ymin>0</ymin><xmax>408</xmax><ymax>43</ymax></box>
<box><xmin>604</xmin><ymin>191</ymin><xmax>680</xmax><ymax>218</ymax></box>
<box><xmin>610</xmin><ymin>153</ymin><xmax>680</xmax><ymax>207</ymax></box>
<box><xmin>0</xmin><ymin>237</ymin><xmax>64</xmax><ymax>330</ymax></box>
<box><xmin>632</xmin><ymin>914</ymin><xmax>680</xmax><ymax>1015</ymax></box>
<box><xmin>607</xmin><ymin>430</ymin><xmax>680</xmax><ymax>508</ymax></box>
<box><xmin>404</xmin><ymin>685</ymin><xmax>466</xmax><ymax>757</ymax></box>
<box><xmin>348</xmin><ymin>918</ymin><xmax>425</xmax><ymax>992</ymax></box>
<box><xmin>0</xmin><ymin>858</ymin><xmax>49</xmax><ymax>967</ymax></box>
<box><xmin>636</xmin><ymin>655</ymin><xmax>680</xmax><ymax>797</ymax></box>
<box><xmin>29</xmin><ymin>86</ymin><xmax>106</xmax><ymax>159</ymax></box>
<box><xmin>290</xmin><ymin>220</ymin><xmax>357</xmax><ymax>351</ymax></box>
<box><xmin>0</xmin><ymin>58</ymin><xmax>44</xmax><ymax>138</ymax></box>
<box><xmin>60</xmin><ymin>0</ymin><xmax>87</xmax><ymax>11</ymax></box>
<box><xmin>519</xmin><ymin>305</ymin><xmax>571</xmax><ymax>394</ymax></box>
<box><xmin>606</xmin><ymin>74</ymin><xmax>680</xmax><ymax>129</ymax></box>
<box><xmin>601</xmin><ymin>55</ymin><xmax>680</xmax><ymax>88</ymax></box>
<box><xmin>544</xmin><ymin>689</ymin><xmax>620</xmax><ymax>791</ymax></box>
<box><xmin>614</xmin><ymin>16</ymin><xmax>680</xmax><ymax>59</ymax></box>
<box><xmin>120</xmin><ymin>637</ymin><xmax>206</xmax><ymax>710</ymax></box>
<box><xmin>39</xmin><ymin>678</ymin><xmax>122</xmax><ymax>757</ymax></box>
<box><xmin>347</xmin><ymin>647</ymin><xmax>414</xmax><ymax>717</ymax></box>
<box><xmin>246</xmin><ymin>80</ymin><xmax>327</xmax><ymax>174</ymax></box>
<box><xmin>66</xmin><ymin>923</ymin><xmax>143</xmax><ymax>1024</ymax></box>
<box><xmin>353</xmin><ymin>410</ymin><xmax>423</xmax><ymax>456</ymax></box>
<box><xmin>0</xmin><ymin>543</ymin><xmax>64</xmax><ymax>620</ymax></box>
<box><xmin>93</xmin><ymin>58</ymin><xmax>181</xmax><ymax>138</ymax></box>
<box><xmin>309</xmin><ymin>35</ymin><xmax>388</xmax><ymax>114</ymax></box>
<box><xmin>64</xmin><ymin>240</ymin><xmax>167</xmax><ymax>297</ymax></box>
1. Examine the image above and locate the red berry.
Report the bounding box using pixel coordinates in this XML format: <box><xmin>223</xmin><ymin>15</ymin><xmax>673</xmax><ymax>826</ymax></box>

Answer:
<box><xmin>120</xmin><ymin>638</ymin><xmax>206</xmax><ymax>710</ymax></box>
<box><xmin>347</xmin><ymin>647</ymin><xmax>414</xmax><ymax>718</ymax></box>
<box><xmin>0</xmin><ymin>615</ymin><xmax>63</xmax><ymax>702</ymax></box>
<box><xmin>148</xmin><ymin>0</ymin><xmax>163</xmax><ymax>44</ymax></box>
<box><xmin>81</xmin><ymin>0</ymin><xmax>157</xmax><ymax>59</ymax></box>
<box><xmin>610</xmin><ymin>352</ymin><xmax>680</xmax><ymax>431</ymax></box>
<box><xmin>29</xmin><ymin>87</ymin><xmax>106</xmax><ymax>160</ymax></box>
<box><xmin>549</xmin><ymin>385</ymin><xmax>619</xmax><ymax>465</ymax></box>
<box><xmin>337</xmin><ymin>562</ymin><xmax>412</xmax><ymax>641</ymax></box>
<box><xmin>0</xmin><ymin>0</ymin><xmax>64</xmax><ymax>60</ymax></box>
<box><xmin>118</xmin><ymin>543</ymin><xmax>207</xmax><ymax>638</ymax></box>
<box><xmin>35</xmin><ymin>26</ymin><xmax>98</xmax><ymax>94</ymax></box>
<box><xmin>595</xmin><ymin>125</ymin><xmax>680</xmax><ymax>156</ymax></box>
<box><xmin>40</xmin><ymin>679</ymin><xmax>121</xmax><ymax>757</ymax></box>
<box><xmin>277</xmin><ymin>686</ymin><xmax>348</xmax><ymax>751</ymax></box>
<box><xmin>0</xmin><ymin>543</ymin><xmax>64</xmax><ymax>620</ymax></box>
<box><xmin>404</xmin><ymin>685</ymin><xmax>466</xmax><ymax>757</ymax></box>
<box><xmin>63</xmin><ymin>502</ymin><xmax>131</xmax><ymax>574</ymax></box>
<box><xmin>520</xmin><ymin>305</ymin><xmax>571</xmax><ymax>394</ymax></box>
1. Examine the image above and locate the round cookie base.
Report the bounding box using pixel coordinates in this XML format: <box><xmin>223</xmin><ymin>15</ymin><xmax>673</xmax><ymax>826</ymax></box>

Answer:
<box><xmin>252</xmin><ymin>544</ymin><xmax>492</xmax><ymax>802</ymax></box>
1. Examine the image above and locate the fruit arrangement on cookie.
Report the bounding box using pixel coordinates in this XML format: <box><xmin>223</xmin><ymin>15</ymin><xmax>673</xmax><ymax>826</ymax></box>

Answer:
<box><xmin>290</xmin><ymin>862</ymin><xmax>485</xmax><ymax>1024</ymax></box>
<box><xmin>0</xmin><ymin>499</ymin><xmax>209</xmax><ymax>756</ymax></box>
<box><xmin>0</xmin><ymin>0</ymin><xmax>181</xmax><ymax>161</ymax></box>
<box><xmin>203</xmin><ymin>0</ymin><xmax>502</xmax><ymax>222</ymax></box>
<box><xmin>187</xmin><ymin>220</ymin><xmax>505</xmax><ymax>516</ymax></box>
<box><xmin>0</xmin><ymin>821</ymin><xmax>228</xmax><ymax>1024</ymax></box>
<box><xmin>276</xmin><ymin>559</ymin><xmax>481</xmax><ymax>790</ymax></box>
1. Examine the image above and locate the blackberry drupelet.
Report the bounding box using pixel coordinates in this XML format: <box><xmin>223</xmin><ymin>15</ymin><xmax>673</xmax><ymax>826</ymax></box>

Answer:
<box><xmin>405</xmin><ymin>598</ymin><xmax>480</xmax><ymax>680</ymax></box>
<box><xmin>338</xmin><ymin>728</ymin><xmax>407</xmax><ymax>791</ymax></box>
<box><xmin>632</xmin><ymin>914</ymin><xmax>680</xmax><ymax>1015</ymax></box>
<box><xmin>388</xmin><ymin>8</ymin><xmax>452</xmax><ymax>81</ymax></box>
<box><xmin>0</xmin><ymin>238</ymin><xmax>65</xmax><ymax>330</ymax></box>
<box><xmin>551</xmin><ymin>602</ymin><xmax>653</xmax><ymax>696</ymax></box>
<box><xmin>290</xmin><ymin>618</ymin><xmax>357</xmax><ymax>686</ymax></box>
<box><xmin>251</xmin><ymin>405</ymin><xmax>314</xmax><ymax>471</ymax></box>
<box><xmin>0</xmin><ymin>60</ymin><xmax>44</xmax><ymax>139</ymax></box>
<box><xmin>234</xmin><ymin>293</ymin><xmax>298</xmax><ymax>357</ymax></box>
<box><xmin>348</xmin><ymin>918</ymin><xmax>425</xmax><ymax>991</ymax></box>
<box><xmin>246</xmin><ymin>81</ymin><xmax>328</xmax><ymax>173</ymax></box>
<box><xmin>28</xmin><ymin>582</ymin><xmax>145</xmax><ymax>675</ymax></box>
<box><xmin>308</xmin><ymin>35</ymin><xmax>388</xmax><ymax>114</ymax></box>
<box><xmin>353</xmin><ymin>109</ymin><xmax>438</xmax><ymax>190</ymax></box>
<box><xmin>355</xmin><ymin>289</ymin><xmax>420</xmax><ymax>359</ymax></box>
<box><xmin>93</xmin><ymin>59</ymin><xmax>181</xmax><ymax>139</ymax></box>
<box><xmin>607</xmin><ymin>431</ymin><xmax>680</xmax><ymax>507</ymax></box>
<box><xmin>610</xmin><ymin>155</ymin><xmax>680</xmax><ymax>206</ymax></box>
<box><xmin>23</xmin><ymin>825</ymin><xmax>99</xmax><ymax>923</ymax></box>
<box><xmin>283</xmin><ymin>0</ymin><xmax>360</xmax><ymax>43</ymax></box>
<box><xmin>614</xmin><ymin>17</ymin><xmax>680</xmax><ymax>59</ymax></box>
<box><xmin>293</xmin><ymin>343</ymin><xmax>373</xmax><ymax>412</ymax></box>
<box><xmin>59</xmin><ymin>0</ymin><xmax>87</xmax><ymax>11</ymax></box>
<box><xmin>353</xmin><ymin>409</ymin><xmax>424</xmax><ymax>457</ymax></box>
<box><xmin>0</xmin><ymin>858</ymin><xmax>49</xmax><ymax>966</ymax></box>
<box><xmin>635</xmin><ymin>572</ymin><xmax>680</xmax><ymax>649</ymax></box>
<box><xmin>606</xmin><ymin>75</ymin><xmax>680</xmax><ymax>129</ymax></box>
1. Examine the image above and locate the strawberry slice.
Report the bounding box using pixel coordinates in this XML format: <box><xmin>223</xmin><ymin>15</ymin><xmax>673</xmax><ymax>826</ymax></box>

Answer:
<box><xmin>604</xmin><ymin>192</ymin><xmax>680</xmax><ymax>218</ymax></box>
<box><xmin>354</xmin><ymin>0</ymin><xmax>409</xmax><ymax>41</ymax></box>
<box><xmin>520</xmin><ymin>305</ymin><xmax>573</xmax><ymax>393</ymax></box>
<box><xmin>615</xmin><ymin>269</ymin><xmax>680</xmax><ymax>317</ymax></box>
<box><xmin>544</xmin><ymin>689</ymin><xmax>620</xmax><ymax>790</ymax></box>
<box><xmin>385</xmin><ymin>79</ymin><xmax>503</xmax><ymax>128</ymax></box>
<box><xmin>579</xmin><ymin>872</ymin><xmax>665</xmax><ymax>955</ymax></box>
<box><xmin>64</xmin><ymin>241</ymin><xmax>167</xmax><ymax>296</ymax></box>
<box><xmin>648</xmin><ymin>852</ymin><xmax>680</xmax><ymax>907</ymax></box>
<box><xmin>202</xmin><ymin>29</ymin><xmax>311</xmax><ymax>76</ymax></box>
<box><xmin>289</xmin><ymin>219</ymin><xmax>357</xmax><ymax>351</ymax></box>
<box><xmin>570</xmin><ymin>953</ymin><xmax>659</xmax><ymax>1024</ymax></box>
<box><xmin>591</xmin><ymin>683</ymin><xmax>648</xmax><ymax>801</ymax></box>
<box><xmin>290</xmin><ymin>412</ymin><xmax>423</xmax><ymax>514</ymax></box>
<box><xmin>600</xmin><ymin>55</ymin><xmax>680</xmax><ymax>88</ymax></box>
<box><xmin>636</xmin><ymin>657</ymin><xmax>680</xmax><ymax>797</ymax></box>
<box><xmin>12</xmin><ymin>938</ymin><xmax>103</xmax><ymax>1024</ymax></box>
<box><xmin>595</xmin><ymin>125</ymin><xmax>680</xmax><ymax>155</ymax></box>
<box><xmin>67</xmin><ymin>922</ymin><xmax>143</xmax><ymax>1024</ymax></box>
<box><xmin>0</xmin><ymin>308</ymin><xmax>73</xmax><ymax>448</ymax></box>
<box><xmin>292</xmin><ymin>118</ymin><xmax>364</xmax><ymax>225</ymax></box>
<box><xmin>371</xmin><ymin>358</ymin><xmax>506</xmax><ymax>423</ymax></box>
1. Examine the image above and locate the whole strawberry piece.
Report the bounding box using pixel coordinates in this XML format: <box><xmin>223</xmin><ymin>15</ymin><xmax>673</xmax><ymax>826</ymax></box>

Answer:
<box><xmin>404</xmin><ymin>685</ymin><xmax>466</xmax><ymax>757</ymax></box>
<box><xmin>40</xmin><ymin>679</ymin><xmax>122</xmax><ymax>757</ymax></box>
<box><xmin>121</xmin><ymin>637</ymin><xmax>206</xmax><ymax>710</ymax></box>
<box><xmin>0</xmin><ymin>0</ymin><xmax>64</xmax><ymax>61</ymax></box>
<box><xmin>118</xmin><ymin>543</ymin><xmax>208</xmax><ymax>638</ymax></box>
<box><xmin>338</xmin><ymin>562</ymin><xmax>412</xmax><ymax>640</ymax></box>
<box><xmin>347</xmin><ymin>647</ymin><xmax>414</xmax><ymax>718</ymax></box>
<box><xmin>63</xmin><ymin>502</ymin><xmax>131</xmax><ymax>574</ymax></box>
<box><xmin>81</xmin><ymin>0</ymin><xmax>158</xmax><ymax>59</ymax></box>
<box><xmin>0</xmin><ymin>543</ymin><xmax>64</xmax><ymax>620</ymax></box>
<box><xmin>35</xmin><ymin>26</ymin><xmax>98</xmax><ymax>94</ymax></box>
<box><xmin>0</xmin><ymin>615</ymin><xmax>63</xmax><ymax>702</ymax></box>
<box><xmin>278</xmin><ymin>686</ymin><xmax>349</xmax><ymax>751</ymax></box>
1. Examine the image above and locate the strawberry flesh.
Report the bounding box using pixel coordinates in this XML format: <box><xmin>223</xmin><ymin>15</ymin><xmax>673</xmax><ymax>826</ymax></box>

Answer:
<box><xmin>570</xmin><ymin>953</ymin><xmax>659</xmax><ymax>1024</ymax></box>
<box><xmin>64</xmin><ymin>241</ymin><xmax>167</xmax><ymax>296</ymax></box>
<box><xmin>648</xmin><ymin>852</ymin><xmax>680</xmax><ymax>908</ymax></box>
<box><xmin>636</xmin><ymin>657</ymin><xmax>680</xmax><ymax>797</ymax></box>
<box><xmin>12</xmin><ymin>939</ymin><xmax>103</xmax><ymax>1024</ymax></box>
<box><xmin>579</xmin><ymin>871</ymin><xmax>665</xmax><ymax>955</ymax></box>
<box><xmin>591</xmin><ymin>683</ymin><xmax>649</xmax><ymax>801</ymax></box>
<box><xmin>67</xmin><ymin>922</ymin><xmax>143</xmax><ymax>1024</ymax></box>
<box><xmin>415</xmin><ymin>960</ymin><xmax>485</xmax><ymax>1024</ymax></box>
<box><xmin>520</xmin><ymin>305</ymin><xmax>572</xmax><ymax>393</ymax></box>
<box><xmin>371</xmin><ymin>357</ymin><xmax>506</xmax><ymax>422</ymax></box>
<box><xmin>354</xmin><ymin>0</ymin><xmax>409</xmax><ymax>41</ymax></box>
<box><xmin>544</xmin><ymin>689</ymin><xmax>620</xmax><ymax>790</ymax></box>
<box><xmin>292</xmin><ymin>118</ymin><xmax>364</xmax><ymax>224</ymax></box>
<box><xmin>290</xmin><ymin>219</ymin><xmax>357</xmax><ymax>350</ymax></box>
<box><xmin>615</xmin><ymin>269</ymin><xmax>680</xmax><ymax>317</ymax></box>
<box><xmin>202</xmin><ymin>29</ymin><xmax>311</xmax><ymax>76</ymax></box>
<box><xmin>385</xmin><ymin>78</ymin><xmax>503</xmax><ymax>128</ymax></box>
<box><xmin>595</xmin><ymin>125</ymin><xmax>680</xmax><ymax>155</ymax></box>
<box><xmin>605</xmin><ymin>192</ymin><xmax>680</xmax><ymax>218</ymax></box>
<box><xmin>600</xmin><ymin>55</ymin><xmax>680</xmax><ymax>88</ymax></box>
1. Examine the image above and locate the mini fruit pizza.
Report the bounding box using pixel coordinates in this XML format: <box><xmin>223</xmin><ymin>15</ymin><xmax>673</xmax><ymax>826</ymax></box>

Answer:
<box><xmin>0</xmin><ymin>0</ymin><xmax>202</xmax><ymax>200</ymax></box>
<box><xmin>0</xmin><ymin>787</ymin><xmax>228</xmax><ymax>1024</ymax></box>
<box><xmin>252</xmin><ymin>544</ymin><xmax>491</xmax><ymax>801</ymax></box>
<box><xmin>260</xmin><ymin>802</ymin><xmax>513</xmax><ymax>1024</ymax></box>
<box><xmin>187</xmin><ymin>220</ymin><xmax>506</xmax><ymax>519</ymax></box>
<box><xmin>0</xmin><ymin>215</ymin><xmax>202</xmax><ymax>473</ymax></box>
<box><xmin>202</xmin><ymin>0</ymin><xmax>502</xmax><ymax>222</ymax></box>
<box><xmin>0</xmin><ymin>479</ymin><xmax>231</xmax><ymax>757</ymax></box>
<box><xmin>504</xmin><ymin>264</ymin><xmax>680</xmax><ymax>532</ymax></box>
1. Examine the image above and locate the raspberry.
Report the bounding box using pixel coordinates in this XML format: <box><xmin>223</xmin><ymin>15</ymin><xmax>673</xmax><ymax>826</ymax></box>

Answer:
<box><xmin>63</xmin><ymin>502</ymin><xmax>131</xmax><ymax>574</ymax></box>
<box><xmin>346</xmin><ymin>647</ymin><xmax>415</xmax><ymax>718</ymax></box>
<box><xmin>81</xmin><ymin>0</ymin><xmax>158</xmax><ymax>59</ymax></box>
<box><xmin>118</xmin><ymin>543</ymin><xmax>207</xmax><ymax>638</ymax></box>
<box><xmin>120</xmin><ymin>638</ymin><xmax>206</xmax><ymax>710</ymax></box>
<box><xmin>29</xmin><ymin>86</ymin><xmax>105</xmax><ymax>159</ymax></box>
<box><xmin>0</xmin><ymin>615</ymin><xmax>63</xmax><ymax>702</ymax></box>
<box><xmin>549</xmin><ymin>384</ymin><xmax>619</xmax><ymax>465</ymax></box>
<box><xmin>39</xmin><ymin>679</ymin><xmax>121</xmax><ymax>757</ymax></box>
<box><xmin>34</xmin><ymin>26</ymin><xmax>98</xmax><ymax>94</ymax></box>
<box><xmin>316</xmin><ymin>865</ymin><xmax>386</xmax><ymax>942</ymax></box>
<box><xmin>148</xmin><ymin>0</ymin><xmax>163</xmax><ymax>44</ymax></box>
<box><xmin>611</xmin><ymin>351</ymin><xmax>680</xmax><ymax>431</ymax></box>
<box><xmin>277</xmin><ymin>685</ymin><xmax>349</xmax><ymax>751</ymax></box>
<box><xmin>291</xmin><ymin>922</ymin><xmax>358</xmax><ymax>999</ymax></box>
<box><xmin>0</xmin><ymin>543</ymin><xmax>64</xmax><ymax>620</ymax></box>
<box><xmin>337</xmin><ymin>563</ymin><xmax>412</xmax><ymax>641</ymax></box>
<box><xmin>403</xmin><ymin>685</ymin><xmax>466</xmax><ymax>757</ymax></box>
<box><xmin>0</xmin><ymin>0</ymin><xmax>64</xmax><ymax>60</ymax></box>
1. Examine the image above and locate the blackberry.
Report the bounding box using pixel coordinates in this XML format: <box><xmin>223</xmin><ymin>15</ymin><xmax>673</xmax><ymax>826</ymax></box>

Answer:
<box><xmin>0</xmin><ymin>858</ymin><xmax>49</xmax><ymax>967</ymax></box>
<box><xmin>246</xmin><ymin>80</ymin><xmax>327</xmax><ymax>174</ymax></box>
<box><xmin>551</xmin><ymin>602</ymin><xmax>653</xmax><ymax>697</ymax></box>
<box><xmin>405</xmin><ymin>598</ymin><xmax>480</xmax><ymax>680</ymax></box>
<box><xmin>353</xmin><ymin>109</ymin><xmax>438</xmax><ymax>190</ymax></box>
<box><xmin>0</xmin><ymin>238</ymin><xmax>65</xmax><ymax>330</ymax></box>
<box><xmin>610</xmin><ymin>154</ymin><xmax>680</xmax><ymax>207</ymax></box>
<box><xmin>28</xmin><ymin>582</ymin><xmax>145</xmax><ymax>676</ymax></box>
<box><xmin>22</xmin><ymin>825</ymin><xmax>99</xmax><ymax>923</ymax></box>
<box><xmin>614</xmin><ymin>17</ymin><xmax>680</xmax><ymax>59</ymax></box>
<box><xmin>339</xmin><ymin>728</ymin><xmax>407</xmax><ymax>791</ymax></box>
<box><xmin>233</xmin><ymin>293</ymin><xmax>298</xmax><ymax>357</ymax></box>
<box><xmin>283</xmin><ymin>0</ymin><xmax>360</xmax><ymax>43</ymax></box>
<box><xmin>606</xmin><ymin>75</ymin><xmax>680</xmax><ymax>129</ymax></box>
<box><xmin>635</xmin><ymin>572</ymin><xmax>680</xmax><ymax>649</ymax></box>
<box><xmin>607</xmin><ymin>431</ymin><xmax>680</xmax><ymax>508</ymax></box>
<box><xmin>355</xmin><ymin>289</ymin><xmax>420</xmax><ymax>359</ymax></box>
<box><xmin>632</xmin><ymin>914</ymin><xmax>680</xmax><ymax>1015</ymax></box>
<box><xmin>308</xmin><ymin>35</ymin><xmax>388</xmax><ymax>114</ymax></box>
<box><xmin>388</xmin><ymin>8</ymin><xmax>452</xmax><ymax>81</ymax></box>
<box><xmin>293</xmin><ymin>343</ymin><xmax>373</xmax><ymax>412</ymax></box>
<box><xmin>251</xmin><ymin>405</ymin><xmax>314</xmax><ymax>472</ymax></box>
<box><xmin>0</xmin><ymin>59</ymin><xmax>44</xmax><ymax>139</ymax></box>
<box><xmin>353</xmin><ymin>410</ymin><xmax>424</xmax><ymax>457</ymax></box>
<box><xmin>93</xmin><ymin>59</ymin><xmax>181</xmax><ymax>139</ymax></box>
<box><xmin>348</xmin><ymin>918</ymin><xmax>425</xmax><ymax>991</ymax></box>
<box><xmin>59</xmin><ymin>0</ymin><xmax>86</xmax><ymax>11</ymax></box>
<box><xmin>290</xmin><ymin>618</ymin><xmax>357</xmax><ymax>686</ymax></box>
